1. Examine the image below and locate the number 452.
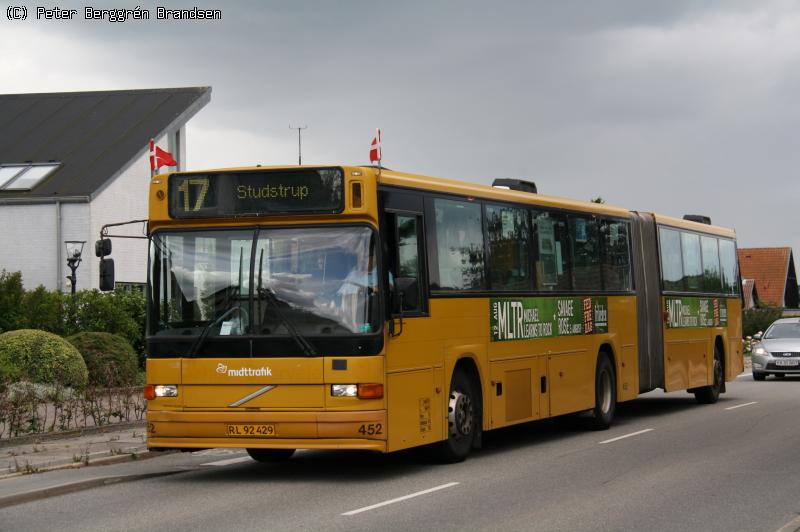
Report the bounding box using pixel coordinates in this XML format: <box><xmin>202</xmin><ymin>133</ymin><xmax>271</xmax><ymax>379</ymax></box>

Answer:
<box><xmin>358</xmin><ymin>423</ymin><xmax>382</xmax><ymax>436</ymax></box>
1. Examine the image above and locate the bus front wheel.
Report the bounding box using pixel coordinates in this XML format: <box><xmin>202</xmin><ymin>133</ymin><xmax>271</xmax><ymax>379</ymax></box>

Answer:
<box><xmin>589</xmin><ymin>353</ymin><xmax>616</xmax><ymax>430</ymax></box>
<box><xmin>439</xmin><ymin>370</ymin><xmax>478</xmax><ymax>463</ymax></box>
<box><xmin>246</xmin><ymin>448</ymin><xmax>295</xmax><ymax>462</ymax></box>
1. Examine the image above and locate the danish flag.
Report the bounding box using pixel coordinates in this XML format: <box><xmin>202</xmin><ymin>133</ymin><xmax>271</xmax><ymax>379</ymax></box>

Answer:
<box><xmin>369</xmin><ymin>129</ymin><xmax>381</xmax><ymax>164</ymax></box>
<box><xmin>149</xmin><ymin>138</ymin><xmax>178</xmax><ymax>172</ymax></box>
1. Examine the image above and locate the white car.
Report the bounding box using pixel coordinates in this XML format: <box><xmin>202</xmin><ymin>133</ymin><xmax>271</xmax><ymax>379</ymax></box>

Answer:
<box><xmin>752</xmin><ymin>318</ymin><xmax>800</xmax><ymax>380</ymax></box>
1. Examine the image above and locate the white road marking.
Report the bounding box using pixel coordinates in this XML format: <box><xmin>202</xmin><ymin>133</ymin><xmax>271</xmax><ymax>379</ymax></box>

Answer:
<box><xmin>775</xmin><ymin>513</ymin><xmax>800</xmax><ymax>532</ymax></box>
<box><xmin>725</xmin><ymin>401</ymin><xmax>758</xmax><ymax>411</ymax></box>
<box><xmin>599</xmin><ymin>428</ymin><xmax>654</xmax><ymax>445</ymax></box>
<box><xmin>201</xmin><ymin>456</ymin><xmax>253</xmax><ymax>467</ymax></box>
<box><xmin>341</xmin><ymin>482</ymin><xmax>460</xmax><ymax>516</ymax></box>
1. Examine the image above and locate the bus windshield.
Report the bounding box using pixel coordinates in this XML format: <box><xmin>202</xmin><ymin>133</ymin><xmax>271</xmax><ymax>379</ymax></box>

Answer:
<box><xmin>149</xmin><ymin>226</ymin><xmax>380</xmax><ymax>339</ymax></box>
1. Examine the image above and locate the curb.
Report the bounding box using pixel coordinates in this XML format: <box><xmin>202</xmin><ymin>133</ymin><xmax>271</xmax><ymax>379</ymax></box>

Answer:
<box><xmin>0</xmin><ymin>470</ymin><xmax>181</xmax><ymax>510</ymax></box>
<box><xmin>0</xmin><ymin>446</ymin><xmax>173</xmax><ymax>480</ymax></box>
<box><xmin>0</xmin><ymin>421</ymin><xmax>147</xmax><ymax>449</ymax></box>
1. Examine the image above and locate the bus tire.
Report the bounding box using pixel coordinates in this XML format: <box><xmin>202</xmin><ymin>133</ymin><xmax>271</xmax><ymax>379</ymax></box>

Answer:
<box><xmin>439</xmin><ymin>369</ymin><xmax>478</xmax><ymax>463</ymax></box>
<box><xmin>694</xmin><ymin>346</ymin><xmax>723</xmax><ymax>404</ymax></box>
<box><xmin>246</xmin><ymin>448</ymin><xmax>295</xmax><ymax>462</ymax></box>
<box><xmin>589</xmin><ymin>352</ymin><xmax>616</xmax><ymax>430</ymax></box>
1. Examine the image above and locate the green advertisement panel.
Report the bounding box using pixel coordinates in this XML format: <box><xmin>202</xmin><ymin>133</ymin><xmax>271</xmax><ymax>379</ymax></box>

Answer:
<box><xmin>490</xmin><ymin>296</ymin><xmax>608</xmax><ymax>342</ymax></box>
<box><xmin>665</xmin><ymin>297</ymin><xmax>728</xmax><ymax>328</ymax></box>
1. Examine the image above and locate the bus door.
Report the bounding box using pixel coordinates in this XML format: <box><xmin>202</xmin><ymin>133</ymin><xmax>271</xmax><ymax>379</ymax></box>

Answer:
<box><xmin>380</xmin><ymin>190</ymin><xmax>441</xmax><ymax>451</ymax></box>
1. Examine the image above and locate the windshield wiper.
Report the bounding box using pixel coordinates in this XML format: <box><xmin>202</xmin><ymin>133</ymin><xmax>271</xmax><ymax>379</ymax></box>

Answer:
<box><xmin>255</xmin><ymin>248</ymin><xmax>317</xmax><ymax>357</ymax></box>
<box><xmin>258</xmin><ymin>286</ymin><xmax>318</xmax><ymax>357</ymax></box>
<box><xmin>187</xmin><ymin>304</ymin><xmax>247</xmax><ymax>357</ymax></box>
<box><xmin>188</xmin><ymin>248</ymin><xmax>248</xmax><ymax>357</ymax></box>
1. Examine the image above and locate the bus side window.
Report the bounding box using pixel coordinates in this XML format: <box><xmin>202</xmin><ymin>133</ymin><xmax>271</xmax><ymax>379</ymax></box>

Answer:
<box><xmin>485</xmin><ymin>203</ymin><xmax>532</xmax><ymax>291</ymax></box>
<box><xmin>659</xmin><ymin>227</ymin><xmax>684</xmax><ymax>292</ymax></box>
<box><xmin>718</xmin><ymin>238</ymin><xmax>739</xmax><ymax>295</ymax></box>
<box><xmin>390</xmin><ymin>213</ymin><xmax>424</xmax><ymax>313</ymax></box>
<box><xmin>681</xmin><ymin>232</ymin><xmax>703</xmax><ymax>292</ymax></box>
<box><xmin>533</xmin><ymin>210</ymin><xmax>571</xmax><ymax>291</ymax></box>
<box><xmin>601</xmin><ymin>220</ymin><xmax>632</xmax><ymax>291</ymax></box>
<box><xmin>569</xmin><ymin>214</ymin><xmax>601</xmax><ymax>291</ymax></box>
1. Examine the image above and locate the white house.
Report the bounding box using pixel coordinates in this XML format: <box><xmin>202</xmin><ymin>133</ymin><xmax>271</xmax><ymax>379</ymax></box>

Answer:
<box><xmin>0</xmin><ymin>87</ymin><xmax>211</xmax><ymax>291</ymax></box>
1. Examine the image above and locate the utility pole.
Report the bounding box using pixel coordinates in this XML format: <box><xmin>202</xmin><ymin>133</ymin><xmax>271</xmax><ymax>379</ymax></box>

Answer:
<box><xmin>289</xmin><ymin>125</ymin><xmax>307</xmax><ymax>165</ymax></box>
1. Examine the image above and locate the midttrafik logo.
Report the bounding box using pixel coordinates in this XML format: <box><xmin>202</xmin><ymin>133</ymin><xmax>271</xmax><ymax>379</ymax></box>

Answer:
<box><xmin>216</xmin><ymin>363</ymin><xmax>272</xmax><ymax>377</ymax></box>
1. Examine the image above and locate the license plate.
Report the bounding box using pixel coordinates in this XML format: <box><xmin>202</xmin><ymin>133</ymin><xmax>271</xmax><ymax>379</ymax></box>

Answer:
<box><xmin>776</xmin><ymin>360</ymin><xmax>799</xmax><ymax>367</ymax></box>
<box><xmin>226</xmin><ymin>424</ymin><xmax>276</xmax><ymax>437</ymax></box>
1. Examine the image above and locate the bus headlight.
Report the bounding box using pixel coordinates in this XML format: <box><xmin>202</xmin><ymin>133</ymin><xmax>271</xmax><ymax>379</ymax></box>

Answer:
<box><xmin>331</xmin><ymin>384</ymin><xmax>384</xmax><ymax>399</ymax></box>
<box><xmin>331</xmin><ymin>384</ymin><xmax>358</xmax><ymax>397</ymax></box>
<box><xmin>155</xmin><ymin>385</ymin><xmax>179</xmax><ymax>397</ymax></box>
<box><xmin>144</xmin><ymin>384</ymin><xmax>178</xmax><ymax>400</ymax></box>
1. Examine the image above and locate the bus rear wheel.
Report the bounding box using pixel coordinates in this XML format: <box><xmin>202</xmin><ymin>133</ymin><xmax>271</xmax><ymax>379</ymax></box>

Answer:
<box><xmin>246</xmin><ymin>448</ymin><xmax>295</xmax><ymax>462</ymax></box>
<box><xmin>694</xmin><ymin>347</ymin><xmax>723</xmax><ymax>404</ymax></box>
<box><xmin>589</xmin><ymin>353</ymin><xmax>616</xmax><ymax>430</ymax></box>
<box><xmin>438</xmin><ymin>370</ymin><xmax>478</xmax><ymax>463</ymax></box>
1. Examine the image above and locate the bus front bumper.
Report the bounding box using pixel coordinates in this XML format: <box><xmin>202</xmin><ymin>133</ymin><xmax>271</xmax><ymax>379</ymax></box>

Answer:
<box><xmin>146</xmin><ymin>409</ymin><xmax>387</xmax><ymax>452</ymax></box>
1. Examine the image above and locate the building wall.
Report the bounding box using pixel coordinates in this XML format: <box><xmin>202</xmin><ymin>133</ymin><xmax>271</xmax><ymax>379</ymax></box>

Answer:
<box><xmin>89</xmin><ymin>147</ymin><xmax>154</xmax><ymax>289</ymax></box>
<box><xmin>0</xmin><ymin>130</ymin><xmax>183</xmax><ymax>292</ymax></box>
<box><xmin>0</xmin><ymin>202</ymin><xmax>90</xmax><ymax>291</ymax></box>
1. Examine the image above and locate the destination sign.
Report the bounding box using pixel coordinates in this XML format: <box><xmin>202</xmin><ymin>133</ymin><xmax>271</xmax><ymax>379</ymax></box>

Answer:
<box><xmin>167</xmin><ymin>168</ymin><xmax>344</xmax><ymax>219</ymax></box>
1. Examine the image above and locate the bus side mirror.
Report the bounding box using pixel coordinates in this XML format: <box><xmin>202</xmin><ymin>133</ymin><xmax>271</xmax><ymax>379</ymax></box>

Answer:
<box><xmin>95</xmin><ymin>238</ymin><xmax>112</xmax><ymax>257</ymax></box>
<box><xmin>99</xmin><ymin>258</ymin><xmax>115</xmax><ymax>291</ymax></box>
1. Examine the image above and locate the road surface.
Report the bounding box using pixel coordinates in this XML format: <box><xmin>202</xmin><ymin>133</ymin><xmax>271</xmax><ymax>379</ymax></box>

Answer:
<box><xmin>1</xmin><ymin>373</ymin><xmax>798</xmax><ymax>532</ymax></box>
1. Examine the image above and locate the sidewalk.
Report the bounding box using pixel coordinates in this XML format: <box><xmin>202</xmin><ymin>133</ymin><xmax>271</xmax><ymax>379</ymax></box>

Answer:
<box><xmin>0</xmin><ymin>422</ymin><xmax>150</xmax><ymax>479</ymax></box>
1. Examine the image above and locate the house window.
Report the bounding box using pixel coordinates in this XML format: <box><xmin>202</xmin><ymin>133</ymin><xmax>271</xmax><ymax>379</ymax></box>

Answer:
<box><xmin>115</xmin><ymin>282</ymin><xmax>145</xmax><ymax>293</ymax></box>
<box><xmin>0</xmin><ymin>163</ymin><xmax>60</xmax><ymax>190</ymax></box>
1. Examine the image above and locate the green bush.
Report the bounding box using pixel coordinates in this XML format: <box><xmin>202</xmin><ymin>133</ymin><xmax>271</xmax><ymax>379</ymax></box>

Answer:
<box><xmin>63</xmin><ymin>289</ymin><xmax>145</xmax><ymax>367</ymax></box>
<box><xmin>109</xmin><ymin>289</ymin><xmax>146</xmax><ymax>366</ymax></box>
<box><xmin>21</xmin><ymin>286</ymin><xmax>66</xmax><ymax>335</ymax></box>
<box><xmin>67</xmin><ymin>332</ymin><xmax>139</xmax><ymax>387</ymax></box>
<box><xmin>0</xmin><ymin>270</ymin><xmax>24</xmax><ymax>333</ymax></box>
<box><xmin>0</xmin><ymin>329</ymin><xmax>88</xmax><ymax>388</ymax></box>
<box><xmin>743</xmin><ymin>307</ymin><xmax>784</xmax><ymax>338</ymax></box>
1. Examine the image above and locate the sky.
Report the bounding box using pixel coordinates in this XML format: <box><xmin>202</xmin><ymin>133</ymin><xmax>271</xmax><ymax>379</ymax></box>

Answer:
<box><xmin>2</xmin><ymin>0</ymin><xmax>799</xmax><ymax>255</ymax></box>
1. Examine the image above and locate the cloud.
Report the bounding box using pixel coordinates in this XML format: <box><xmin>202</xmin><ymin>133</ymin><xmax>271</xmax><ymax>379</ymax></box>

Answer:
<box><xmin>2</xmin><ymin>0</ymin><xmax>800</xmax><ymax>255</ymax></box>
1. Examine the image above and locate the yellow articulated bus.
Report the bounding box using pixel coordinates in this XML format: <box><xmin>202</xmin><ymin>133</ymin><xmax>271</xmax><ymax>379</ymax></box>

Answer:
<box><xmin>140</xmin><ymin>165</ymin><xmax>743</xmax><ymax>462</ymax></box>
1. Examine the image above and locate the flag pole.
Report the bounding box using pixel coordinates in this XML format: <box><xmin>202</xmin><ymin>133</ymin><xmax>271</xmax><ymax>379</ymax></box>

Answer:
<box><xmin>149</xmin><ymin>138</ymin><xmax>155</xmax><ymax>179</ymax></box>
<box><xmin>377</xmin><ymin>128</ymin><xmax>382</xmax><ymax>178</ymax></box>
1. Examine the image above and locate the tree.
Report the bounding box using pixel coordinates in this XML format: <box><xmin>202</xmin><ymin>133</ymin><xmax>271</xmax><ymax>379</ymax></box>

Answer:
<box><xmin>0</xmin><ymin>270</ymin><xmax>24</xmax><ymax>333</ymax></box>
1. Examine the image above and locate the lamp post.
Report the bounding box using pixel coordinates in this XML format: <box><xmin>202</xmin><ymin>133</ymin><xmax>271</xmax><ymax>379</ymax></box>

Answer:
<box><xmin>65</xmin><ymin>241</ymin><xmax>85</xmax><ymax>295</ymax></box>
<box><xmin>289</xmin><ymin>124</ymin><xmax>307</xmax><ymax>165</ymax></box>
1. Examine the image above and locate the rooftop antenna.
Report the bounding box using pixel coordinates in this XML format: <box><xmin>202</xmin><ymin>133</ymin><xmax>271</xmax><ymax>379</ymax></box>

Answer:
<box><xmin>289</xmin><ymin>124</ymin><xmax>307</xmax><ymax>165</ymax></box>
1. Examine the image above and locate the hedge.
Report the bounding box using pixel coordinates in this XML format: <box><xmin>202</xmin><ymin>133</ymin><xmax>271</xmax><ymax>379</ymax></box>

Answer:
<box><xmin>0</xmin><ymin>273</ymin><xmax>147</xmax><ymax>368</ymax></box>
<box><xmin>743</xmin><ymin>307</ymin><xmax>784</xmax><ymax>338</ymax></box>
<box><xmin>67</xmin><ymin>332</ymin><xmax>139</xmax><ymax>387</ymax></box>
<box><xmin>0</xmin><ymin>329</ymin><xmax>88</xmax><ymax>388</ymax></box>
<box><xmin>0</xmin><ymin>270</ymin><xmax>24</xmax><ymax>334</ymax></box>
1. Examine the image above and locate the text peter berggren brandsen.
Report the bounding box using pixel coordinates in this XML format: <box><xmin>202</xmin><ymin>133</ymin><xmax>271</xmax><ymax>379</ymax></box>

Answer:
<box><xmin>34</xmin><ymin>6</ymin><xmax>223</xmax><ymax>22</ymax></box>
